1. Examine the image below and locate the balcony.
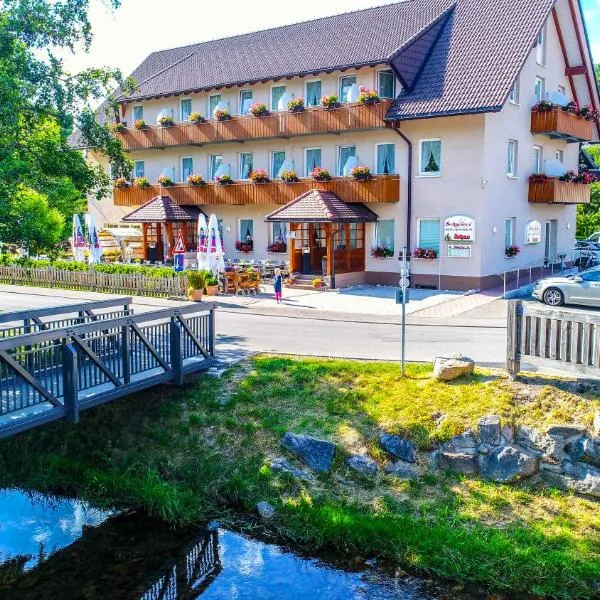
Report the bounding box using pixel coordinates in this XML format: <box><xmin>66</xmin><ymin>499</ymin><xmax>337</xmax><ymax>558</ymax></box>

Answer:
<box><xmin>528</xmin><ymin>179</ymin><xmax>591</xmax><ymax>205</ymax></box>
<box><xmin>116</xmin><ymin>100</ymin><xmax>393</xmax><ymax>151</ymax></box>
<box><xmin>530</xmin><ymin>107</ymin><xmax>593</xmax><ymax>143</ymax></box>
<box><xmin>114</xmin><ymin>175</ymin><xmax>400</xmax><ymax>207</ymax></box>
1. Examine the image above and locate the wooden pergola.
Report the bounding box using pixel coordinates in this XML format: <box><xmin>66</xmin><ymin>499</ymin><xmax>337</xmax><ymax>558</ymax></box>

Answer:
<box><xmin>122</xmin><ymin>195</ymin><xmax>205</xmax><ymax>262</ymax></box>
<box><xmin>265</xmin><ymin>190</ymin><xmax>378</xmax><ymax>288</ymax></box>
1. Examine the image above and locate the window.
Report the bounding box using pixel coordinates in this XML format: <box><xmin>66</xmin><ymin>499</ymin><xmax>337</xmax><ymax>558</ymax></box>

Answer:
<box><xmin>508</xmin><ymin>80</ymin><xmax>519</xmax><ymax>104</ymax></box>
<box><xmin>271</xmin><ymin>86</ymin><xmax>286</xmax><ymax>111</ymax></box>
<box><xmin>555</xmin><ymin>149</ymin><xmax>564</xmax><ymax>163</ymax></box>
<box><xmin>305</xmin><ymin>148</ymin><xmax>321</xmax><ymax>176</ymax></box>
<box><xmin>338</xmin><ymin>145</ymin><xmax>356</xmax><ymax>176</ymax></box>
<box><xmin>536</xmin><ymin>26</ymin><xmax>546</xmax><ymax>65</ymax></box>
<box><xmin>181</xmin><ymin>157</ymin><xmax>193</xmax><ymax>182</ymax></box>
<box><xmin>306</xmin><ymin>80</ymin><xmax>322</xmax><ymax>107</ymax></box>
<box><xmin>209</xmin><ymin>94</ymin><xmax>221</xmax><ymax>117</ymax></box>
<box><xmin>534</xmin><ymin>77</ymin><xmax>545</xmax><ymax>103</ymax></box>
<box><xmin>419</xmin><ymin>140</ymin><xmax>441</xmax><ymax>175</ymax></box>
<box><xmin>376</xmin><ymin>219</ymin><xmax>394</xmax><ymax>252</ymax></box>
<box><xmin>239</xmin><ymin>219</ymin><xmax>254</xmax><ymax>243</ymax></box>
<box><xmin>134</xmin><ymin>160</ymin><xmax>145</xmax><ymax>178</ymax></box>
<box><xmin>378</xmin><ymin>70</ymin><xmax>396</xmax><ymax>98</ymax></box>
<box><xmin>504</xmin><ymin>218</ymin><xmax>516</xmax><ymax>247</ymax></box>
<box><xmin>239</xmin><ymin>152</ymin><xmax>253</xmax><ymax>180</ymax></box>
<box><xmin>340</xmin><ymin>75</ymin><xmax>357</xmax><ymax>103</ymax></box>
<box><xmin>271</xmin><ymin>222</ymin><xmax>287</xmax><ymax>245</ymax></box>
<box><xmin>507</xmin><ymin>140</ymin><xmax>518</xmax><ymax>177</ymax></box>
<box><xmin>558</xmin><ymin>85</ymin><xmax>566</xmax><ymax>96</ymax></box>
<box><xmin>180</xmin><ymin>99</ymin><xmax>192</xmax><ymax>122</ymax></box>
<box><xmin>376</xmin><ymin>144</ymin><xmax>395</xmax><ymax>174</ymax></box>
<box><xmin>271</xmin><ymin>151</ymin><xmax>286</xmax><ymax>178</ymax></box>
<box><xmin>209</xmin><ymin>154</ymin><xmax>223</xmax><ymax>180</ymax></box>
<box><xmin>133</xmin><ymin>105</ymin><xmax>143</xmax><ymax>121</ymax></box>
<box><xmin>418</xmin><ymin>219</ymin><xmax>440</xmax><ymax>254</ymax></box>
<box><xmin>582</xmin><ymin>270</ymin><xmax>600</xmax><ymax>282</ymax></box>
<box><xmin>349</xmin><ymin>222</ymin><xmax>364</xmax><ymax>249</ymax></box>
<box><xmin>532</xmin><ymin>145</ymin><xmax>542</xmax><ymax>174</ymax></box>
<box><xmin>240</xmin><ymin>90</ymin><xmax>253</xmax><ymax>114</ymax></box>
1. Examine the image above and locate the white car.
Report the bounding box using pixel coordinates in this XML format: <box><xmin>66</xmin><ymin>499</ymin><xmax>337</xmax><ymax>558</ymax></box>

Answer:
<box><xmin>532</xmin><ymin>267</ymin><xmax>600</xmax><ymax>307</ymax></box>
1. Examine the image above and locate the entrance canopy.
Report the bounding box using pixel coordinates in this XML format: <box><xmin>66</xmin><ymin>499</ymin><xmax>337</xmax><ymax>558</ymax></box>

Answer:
<box><xmin>264</xmin><ymin>190</ymin><xmax>378</xmax><ymax>223</ymax></box>
<box><xmin>122</xmin><ymin>195</ymin><xmax>205</xmax><ymax>223</ymax></box>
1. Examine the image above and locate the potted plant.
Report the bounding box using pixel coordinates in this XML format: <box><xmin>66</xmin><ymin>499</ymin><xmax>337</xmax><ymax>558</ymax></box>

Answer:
<box><xmin>205</xmin><ymin>274</ymin><xmax>219</xmax><ymax>296</ymax></box>
<box><xmin>236</xmin><ymin>240</ymin><xmax>254</xmax><ymax>253</ymax></box>
<box><xmin>189</xmin><ymin>112</ymin><xmax>206</xmax><ymax>124</ymax></box>
<box><xmin>133</xmin><ymin>119</ymin><xmax>146</xmax><ymax>130</ymax></box>
<box><xmin>214</xmin><ymin>108</ymin><xmax>231</xmax><ymax>121</ymax></box>
<box><xmin>351</xmin><ymin>165</ymin><xmax>371</xmax><ymax>181</ymax></box>
<box><xmin>187</xmin><ymin>270</ymin><xmax>208</xmax><ymax>302</ymax></box>
<box><xmin>110</xmin><ymin>122</ymin><xmax>126</xmax><ymax>133</ymax></box>
<box><xmin>134</xmin><ymin>176</ymin><xmax>150</xmax><ymax>188</ymax></box>
<box><xmin>357</xmin><ymin>87</ymin><xmax>380</xmax><ymax>105</ymax></box>
<box><xmin>528</xmin><ymin>173</ymin><xmax>552</xmax><ymax>184</ymax></box>
<box><xmin>505</xmin><ymin>245</ymin><xmax>520</xmax><ymax>258</ymax></box>
<box><xmin>267</xmin><ymin>241</ymin><xmax>287</xmax><ymax>253</ymax></box>
<box><xmin>157</xmin><ymin>175</ymin><xmax>174</xmax><ymax>187</ymax></box>
<box><xmin>249</xmin><ymin>169</ymin><xmax>270</xmax><ymax>183</ymax></box>
<box><xmin>114</xmin><ymin>177</ymin><xmax>130</xmax><ymax>189</ymax></box>
<box><xmin>321</xmin><ymin>94</ymin><xmax>340</xmax><ymax>109</ymax></box>
<box><xmin>312</xmin><ymin>277</ymin><xmax>324</xmax><ymax>288</ymax></box>
<box><xmin>249</xmin><ymin>102</ymin><xmax>269</xmax><ymax>117</ymax></box>
<box><xmin>311</xmin><ymin>167</ymin><xmax>331</xmax><ymax>181</ymax></box>
<box><xmin>534</xmin><ymin>99</ymin><xmax>554</xmax><ymax>112</ymax></box>
<box><xmin>158</xmin><ymin>115</ymin><xmax>175</xmax><ymax>127</ymax></box>
<box><xmin>372</xmin><ymin>245</ymin><xmax>393</xmax><ymax>258</ymax></box>
<box><xmin>280</xmin><ymin>170</ymin><xmax>299</xmax><ymax>183</ymax></box>
<box><xmin>216</xmin><ymin>174</ymin><xmax>234</xmax><ymax>185</ymax></box>
<box><xmin>188</xmin><ymin>174</ymin><xmax>205</xmax><ymax>186</ymax></box>
<box><xmin>288</xmin><ymin>97</ymin><xmax>305</xmax><ymax>113</ymax></box>
<box><xmin>413</xmin><ymin>247</ymin><xmax>438</xmax><ymax>259</ymax></box>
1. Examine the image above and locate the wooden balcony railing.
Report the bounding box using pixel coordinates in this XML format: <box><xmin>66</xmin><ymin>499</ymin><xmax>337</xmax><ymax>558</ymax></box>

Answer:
<box><xmin>114</xmin><ymin>175</ymin><xmax>400</xmax><ymax>207</ymax></box>
<box><xmin>530</xmin><ymin>107</ymin><xmax>593</xmax><ymax>143</ymax></box>
<box><xmin>117</xmin><ymin>100</ymin><xmax>393</xmax><ymax>151</ymax></box>
<box><xmin>528</xmin><ymin>179</ymin><xmax>591</xmax><ymax>205</ymax></box>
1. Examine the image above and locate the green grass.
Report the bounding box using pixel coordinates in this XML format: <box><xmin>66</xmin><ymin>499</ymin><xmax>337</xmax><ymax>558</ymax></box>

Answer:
<box><xmin>0</xmin><ymin>356</ymin><xmax>598</xmax><ymax>598</ymax></box>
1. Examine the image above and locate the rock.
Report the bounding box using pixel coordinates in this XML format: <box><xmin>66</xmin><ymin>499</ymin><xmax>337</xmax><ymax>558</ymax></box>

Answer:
<box><xmin>256</xmin><ymin>501</ymin><xmax>276</xmax><ymax>520</ymax></box>
<box><xmin>269</xmin><ymin>458</ymin><xmax>311</xmax><ymax>481</ymax></box>
<box><xmin>439</xmin><ymin>451</ymin><xmax>478</xmax><ymax>475</ymax></box>
<box><xmin>545</xmin><ymin>424</ymin><xmax>587</xmax><ymax>437</ymax></box>
<box><xmin>543</xmin><ymin>461</ymin><xmax>600</xmax><ymax>498</ymax></box>
<box><xmin>379</xmin><ymin>434</ymin><xmax>417</xmax><ymax>463</ymax></box>
<box><xmin>347</xmin><ymin>455</ymin><xmax>378</xmax><ymax>475</ymax></box>
<box><xmin>593</xmin><ymin>412</ymin><xmax>600</xmax><ymax>435</ymax></box>
<box><xmin>501</xmin><ymin>425</ymin><xmax>514</xmax><ymax>444</ymax></box>
<box><xmin>281</xmin><ymin>433</ymin><xmax>335</xmax><ymax>473</ymax></box>
<box><xmin>477</xmin><ymin>443</ymin><xmax>491</xmax><ymax>455</ymax></box>
<box><xmin>568</xmin><ymin>437</ymin><xmax>600</xmax><ymax>467</ymax></box>
<box><xmin>433</xmin><ymin>353</ymin><xmax>475</xmax><ymax>381</ymax></box>
<box><xmin>516</xmin><ymin>426</ymin><xmax>558</xmax><ymax>460</ymax></box>
<box><xmin>478</xmin><ymin>415</ymin><xmax>501</xmax><ymax>446</ymax></box>
<box><xmin>384</xmin><ymin>460</ymin><xmax>418</xmax><ymax>480</ymax></box>
<box><xmin>428</xmin><ymin>450</ymin><xmax>440</xmax><ymax>470</ymax></box>
<box><xmin>479</xmin><ymin>445</ymin><xmax>538</xmax><ymax>483</ymax></box>
<box><xmin>441</xmin><ymin>431</ymin><xmax>477</xmax><ymax>453</ymax></box>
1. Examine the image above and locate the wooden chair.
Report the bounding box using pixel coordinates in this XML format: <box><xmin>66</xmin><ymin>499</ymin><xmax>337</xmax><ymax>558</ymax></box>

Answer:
<box><xmin>224</xmin><ymin>271</ymin><xmax>240</xmax><ymax>295</ymax></box>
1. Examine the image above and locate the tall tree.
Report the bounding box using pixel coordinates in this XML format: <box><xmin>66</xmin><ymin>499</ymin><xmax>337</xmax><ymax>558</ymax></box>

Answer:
<box><xmin>0</xmin><ymin>0</ymin><xmax>133</xmax><ymax>253</ymax></box>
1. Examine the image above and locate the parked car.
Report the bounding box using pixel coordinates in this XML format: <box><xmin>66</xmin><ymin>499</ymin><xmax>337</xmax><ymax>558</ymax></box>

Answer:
<box><xmin>532</xmin><ymin>266</ymin><xmax>600</xmax><ymax>306</ymax></box>
<box><xmin>573</xmin><ymin>240</ymin><xmax>600</xmax><ymax>269</ymax></box>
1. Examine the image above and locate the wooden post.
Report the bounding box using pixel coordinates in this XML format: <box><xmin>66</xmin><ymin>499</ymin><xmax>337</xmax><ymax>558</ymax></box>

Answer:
<box><xmin>170</xmin><ymin>317</ymin><xmax>184</xmax><ymax>386</ymax></box>
<box><xmin>326</xmin><ymin>223</ymin><xmax>335</xmax><ymax>289</ymax></box>
<box><xmin>62</xmin><ymin>342</ymin><xmax>79</xmax><ymax>424</ymax></box>
<box><xmin>345</xmin><ymin>223</ymin><xmax>351</xmax><ymax>273</ymax></box>
<box><xmin>507</xmin><ymin>300</ymin><xmax>521</xmax><ymax>379</ymax></box>
<box><xmin>142</xmin><ymin>223</ymin><xmax>148</xmax><ymax>261</ymax></box>
<box><xmin>166</xmin><ymin>222</ymin><xmax>175</xmax><ymax>259</ymax></box>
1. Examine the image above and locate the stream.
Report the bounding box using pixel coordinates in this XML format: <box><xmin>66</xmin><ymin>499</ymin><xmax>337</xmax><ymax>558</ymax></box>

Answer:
<box><xmin>0</xmin><ymin>489</ymin><xmax>485</xmax><ymax>599</ymax></box>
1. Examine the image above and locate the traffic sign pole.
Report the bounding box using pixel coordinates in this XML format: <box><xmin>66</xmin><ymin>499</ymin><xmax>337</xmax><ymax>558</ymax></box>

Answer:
<box><xmin>400</xmin><ymin>247</ymin><xmax>409</xmax><ymax>376</ymax></box>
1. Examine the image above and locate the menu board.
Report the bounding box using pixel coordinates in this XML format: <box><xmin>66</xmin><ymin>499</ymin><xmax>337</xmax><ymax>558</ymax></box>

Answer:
<box><xmin>444</xmin><ymin>216</ymin><xmax>475</xmax><ymax>243</ymax></box>
<box><xmin>447</xmin><ymin>244</ymin><xmax>472</xmax><ymax>258</ymax></box>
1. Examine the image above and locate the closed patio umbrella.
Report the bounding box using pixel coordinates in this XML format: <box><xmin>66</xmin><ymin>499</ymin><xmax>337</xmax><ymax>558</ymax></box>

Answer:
<box><xmin>196</xmin><ymin>213</ymin><xmax>209</xmax><ymax>270</ymax></box>
<box><xmin>207</xmin><ymin>214</ymin><xmax>225</xmax><ymax>274</ymax></box>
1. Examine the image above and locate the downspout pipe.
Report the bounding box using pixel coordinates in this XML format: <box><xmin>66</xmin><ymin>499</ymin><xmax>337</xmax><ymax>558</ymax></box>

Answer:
<box><xmin>390</xmin><ymin>121</ymin><xmax>412</xmax><ymax>257</ymax></box>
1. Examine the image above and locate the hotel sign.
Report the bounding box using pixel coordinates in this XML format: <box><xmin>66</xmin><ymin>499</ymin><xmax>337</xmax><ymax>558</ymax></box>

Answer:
<box><xmin>525</xmin><ymin>220</ymin><xmax>542</xmax><ymax>244</ymax></box>
<box><xmin>444</xmin><ymin>215</ymin><xmax>475</xmax><ymax>243</ymax></box>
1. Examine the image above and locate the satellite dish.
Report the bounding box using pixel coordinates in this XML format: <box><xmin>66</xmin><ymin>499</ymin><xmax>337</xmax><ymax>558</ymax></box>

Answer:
<box><xmin>346</xmin><ymin>83</ymin><xmax>360</xmax><ymax>103</ymax></box>
<box><xmin>544</xmin><ymin>158</ymin><xmax>566</xmax><ymax>177</ymax></box>
<box><xmin>278</xmin><ymin>92</ymin><xmax>294</xmax><ymax>111</ymax></box>
<box><xmin>277</xmin><ymin>159</ymin><xmax>294</xmax><ymax>177</ymax></box>
<box><xmin>343</xmin><ymin>156</ymin><xmax>358</xmax><ymax>176</ymax></box>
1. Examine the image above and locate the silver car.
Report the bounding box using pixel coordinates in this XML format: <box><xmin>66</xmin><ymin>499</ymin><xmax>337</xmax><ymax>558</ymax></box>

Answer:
<box><xmin>532</xmin><ymin>267</ymin><xmax>600</xmax><ymax>307</ymax></box>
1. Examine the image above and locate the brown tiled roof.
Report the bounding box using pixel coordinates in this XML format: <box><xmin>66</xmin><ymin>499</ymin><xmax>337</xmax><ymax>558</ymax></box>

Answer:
<box><xmin>265</xmin><ymin>190</ymin><xmax>378</xmax><ymax>223</ymax></box>
<box><xmin>122</xmin><ymin>196</ymin><xmax>203</xmax><ymax>222</ymax></box>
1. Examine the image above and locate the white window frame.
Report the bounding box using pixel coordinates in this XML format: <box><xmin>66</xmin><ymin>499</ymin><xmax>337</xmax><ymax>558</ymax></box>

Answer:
<box><xmin>554</xmin><ymin>149</ymin><xmax>564</xmax><ymax>163</ymax></box>
<box><xmin>534</xmin><ymin>77</ymin><xmax>545</xmax><ymax>103</ymax></box>
<box><xmin>133</xmin><ymin>105</ymin><xmax>144</xmax><ymax>122</ymax></box>
<box><xmin>374</xmin><ymin>219</ymin><xmax>395</xmax><ymax>251</ymax></box>
<box><xmin>270</xmin><ymin>150</ymin><xmax>286</xmax><ymax>179</ymax></box>
<box><xmin>375</xmin><ymin>143</ymin><xmax>396</xmax><ymax>175</ymax></box>
<box><xmin>208</xmin><ymin>94</ymin><xmax>221</xmax><ymax>117</ymax></box>
<box><xmin>239</xmin><ymin>89</ymin><xmax>253</xmax><ymax>115</ymax></box>
<box><xmin>418</xmin><ymin>139</ymin><xmax>442</xmax><ymax>177</ymax></box>
<box><xmin>239</xmin><ymin>152</ymin><xmax>253</xmax><ymax>180</ymax></box>
<box><xmin>304</xmin><ymin>147</ymin><xmax>322</xmax><ymax>177</ymax></box>
<box><xmin>180</xmin><ymin>156</ymin><xmax>193</xmax><ymax>182</ymax></box>
<box><xmin>376</xmin><ymin>69</ymin><xmax>396</xmax><ymax>99</ymax></box>
<box><xmin>208</xmin><ymin>154</ymin><xmax>223</xmax><ymax>180</ymax></box>
<box><xmin>507</xmin><ymin>140</ymin><xmax>518</xmax><ymax>178</ymax></box>
<box><xmin>532</xmin><ymin>145</ymin><xmax>543</xmax><ymax>174</ymax></box>
<box><xmin>339</xmin><ymin>74</ymin><xmax>357</xmax><ymax>103</ymax></box>
<box><xmin>270</xmin><ymin>85</ymin><xmax>287</xmax><ymax>112</ymax></box>
<box><xmin>508</xmin><ymin>79</ymin><xmax>519</xmax><ymax>104</ymax></box>
<box><xmin>337</xmin><ymin>145</ymin><xmax>357</xmax><ymax>177</ymax></box>
<box><xmin>134</xmin><ymin>160</ymin><xmax>145</xmax><ymax>179</ymax></box>
<box><xmin>304</xmin><ymin>79</ymin><xmax>322</xmax><ymax>107</ymax></box>
<box><xmin>238</xmin><ymin>218</ymin><xmax>254</xmax><ymax>243</ymax></box>
<box><xmin>536</xmin><ymin>25</ymin><xmax>546</xmax><ymax>66</ymax></box>
<box><xmin>417</xmin><ymin>218</ymin><xmax>441</xmax><ymax>254</ymax></box>
<box><xmin>179</xmin><ymin>98</ymin><xmax>192</xmax><ymax>122</ymax></box>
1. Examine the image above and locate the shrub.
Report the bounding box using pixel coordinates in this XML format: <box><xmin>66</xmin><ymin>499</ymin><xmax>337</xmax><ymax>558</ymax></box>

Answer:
<box><xmin>351</xmin><ymin>166</ymin><xmax>371</xmax><ymax>180</ymax></box>
<box><xmin>133</xmin><ymin>119</ymin><xmax>146</xmax><ymax>130</ymax></box>
<box><xmin>188</xmin><ymin>112</ymin><xmax>205</xmax><ymax>124</ymax></box>
<box><xmin>114</xmin><ymin>177</ymin><xmax>130</xmax><ymax>189</ymax></box>
<box><xmin>357</xmin><ymin>87</ymin><xmax>380</xmax><ymax>105</ymax></box>
<box><xmin>188</xmin><ymin>174</ymin><xmax>205</xmax><ymax>186</ymax></box>
<box><xmin>134</xmin><ymin>177</ymin><xmax>150</xmax><ymax>188</ymax></box>
<box><xmin>413</xmin><ymin>247</ymin><xmax>438</xmax><ymax>259</ymax></box>
<box><xmin>311</xmin><ymin>167</ymin><xmax>331</xmax><ymax>181</ymax></box>
<box><xmin>280</xmin><ymin>170</ymin><xmax>299</xmax><ymax>183</ymax></box>
<box><xmin>249</xmin><ymin>102</ymin><xmax>269</xmax><ymax>117</ymax></box>
<box><xmin>321</xmin><ymin>95</ymin><xmax>340</xmax><ymax>109</ymax></box>
<box><xmin>288</xmin><ymin>98</ymin><xmax>305</xmax><ymax>113</ymax></box>
<box><xmin>205</xmin><ymin>274</ymin><xmax>219</xmax><ymax>287</ymax></box>
<box><xmin>158</xmin><ymin>115</ymin><xmax>174</xmax><ymax>127</ymax></box>
<box><xmin>249</xmin><ymin>170</ymin><xmax>270</xmax><ymax>184</ymax></box>
<box><xmin>187</xmin><ymin>269</ymin><xmax>210</xmax><ymax>290</ymax></box>
<box><xmin>214</xmin><ymin>109</ymin><xmax>231</xmax><ymax>121</ymax></box>
<box><xmin>157</xmin><ymin>175</ymin><xmax>174</xmax><ymax>187</ymax></box>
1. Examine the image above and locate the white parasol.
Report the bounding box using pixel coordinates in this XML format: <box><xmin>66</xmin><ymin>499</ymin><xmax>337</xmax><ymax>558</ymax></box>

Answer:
<box><xmin>72</xmin><ymin>214</ymin><xmax>85</xmax><ymax>262</ymax></box>
<box><xmin>207</xmin><ymin>214</ymin><xmax>225</xmax><ymax>274</ymax></box>
<box><xmin>84</xmin><ymin>214</ymin><xmax>104</xmax><ymax>264</ymax></box>
<box><xmin>196</xmin><ymin>212</ymin><xmax>209</xmax><ymax>270</ymax></box>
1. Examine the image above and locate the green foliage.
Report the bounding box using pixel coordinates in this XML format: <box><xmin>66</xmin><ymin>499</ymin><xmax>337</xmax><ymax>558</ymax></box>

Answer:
<box><xmin>577</xmin><ymin>181</ymin><xmax>600</xmax><ymax>238</ymax></box>
<box><xmin>187</xmin><ymin>269</ymin><xmax>211</xmax><ymax>290</ymax></box>
<box><xmin>583</xmin><ymin>144</ymin><xmax>600</xmax><ymax>168</ymax></box>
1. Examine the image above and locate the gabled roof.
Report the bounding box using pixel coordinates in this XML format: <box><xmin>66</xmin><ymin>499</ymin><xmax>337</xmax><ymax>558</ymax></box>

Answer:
<box><xmin>265</xmin><ymin>190</ymin><xmax>378</xmax><ymax>223</ymax></box>
<box><xmin>122</xmin><ymin>196</ymin><xmax>204</xmax><ymax>222</ymax></box>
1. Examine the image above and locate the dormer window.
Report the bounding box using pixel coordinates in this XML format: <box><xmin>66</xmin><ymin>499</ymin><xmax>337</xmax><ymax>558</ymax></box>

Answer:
<box><xmin>378</xmin><ymin>70</ymin><xmax>396</xmax><ymax>99</ymax></box>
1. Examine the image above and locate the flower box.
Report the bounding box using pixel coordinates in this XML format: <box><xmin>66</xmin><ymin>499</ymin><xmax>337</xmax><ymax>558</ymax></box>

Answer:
<box><xmin>530</xmin><ymin>105</ymin><xmax>593</xmax><ymax>142</ymax></box>
<box><xmin>214</xmin><ymin>109</ymin><xmax>231</xmax><ymax>122</ymax></box>
<box><xmin>371</xmin><ymin>246</ymin><xmax>394</xmax><ymax>258</ymax></box>
<box><xmin>157</xmin><ymin>175</ymin><xmax>174</xmax><ymax>187</ymax></box>
<box><xmin>249</xmin><ymin>102</ymin><xmax>269</xmax><ymax>117</ymax></box>
<box><xmin>280</xmin><ymin>170</ymin><xmax>299</xmax><ymax>183</ymax></box>
<box><xmin>321</xmin><ymin>95</ymin><xmax>340</xmax><ymax>109</ymax></box>
<box><xmin>235</xmin><ymin>241</ymin><xmax>254</xmax><ymax>253</ymax></box>
<box><xmin>216</xmin><ymin>175</ymin><xmax>234</xmax><ymax>185</ymax></box>
<box><xmin>267</xmin><ymin>241</ymin><xmax>287</xmax><ymax>253</ymax></box>
<box><xmin>188</xmin><ymin>174</ymin><xmax>205</xmax><ymax>186</ymax></box>
<box><xmin>288</xmin><ymin>98</ymin><xmax>305</xmax><ymax>113</ymax></box>
<box><xmin>158</xmin><ymin>116</ymin><xmax>175</xmax><ymax>127</ymax></box>
<box><xmin>505</xmin><ymin>245</ymin><xmax>520</xmax><ymax>258</ymax></box>
<box><xmin>311</xmin><ymin>167</ymin><xmax>331</xmax><ymax>182</ymax></box>
<box><xmin>413</xmin><ymin>247</ymin><xmax>438</xmax><ymax>260</ymax></box>
<box><xmin>357</xmin><ymin>87</ymin><xmax>380</xmax><ymax>106</ymax></box>
<box><xmin>528</xmin><ymin>173</ymin><xmax>593</xmax><ymax>205</ymax></box>
<box><xmin>110</xmin><ymin>122</ymin><xmax>126</xmax><ymax>133</ymax></box>
<box><xmin>114</xmin><ymin>177</ymin><xmax>130</xmax><ymax>189</ymax></box>
<box><xmin>134</xmin><ymin>177</ymin><xmax>150</xmax><ymax>188</ymax></box>
<box><xmin>133</xmin><ymin>119</ymin><xmax>146</xmax><ymax>130</ymax></box>
<box><xmin>351</xmin><ymin>166</ymin><xmax>371</xmax><ymax>181</ymax></box>
<box><xmin>249</xmin><ymin>170</ymin><xmax>270</xmax><ymax>184</ymax></box>
<box><xmin>188</xmin><ymin>112</ymin><xmax>206</xmax><ymax>124</ymax></box>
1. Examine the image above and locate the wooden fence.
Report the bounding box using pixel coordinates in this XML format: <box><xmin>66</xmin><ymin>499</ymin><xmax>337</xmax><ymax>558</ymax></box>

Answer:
<box><xmin>507</xmin><ymin>300</ymin><xmax>600</xmax><ymax>378</ymax></box>
<box><xmin>0</xmin><ymin>266</ymin><xmax>188</xmax><ymax>297</ymax></box>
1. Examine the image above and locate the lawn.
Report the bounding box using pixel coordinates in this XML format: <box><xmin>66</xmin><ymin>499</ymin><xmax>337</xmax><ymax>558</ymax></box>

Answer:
<box><xmin>0</xmin><ymin>356</ymin><xmax>598</xmax><ymax>598</ymax></box>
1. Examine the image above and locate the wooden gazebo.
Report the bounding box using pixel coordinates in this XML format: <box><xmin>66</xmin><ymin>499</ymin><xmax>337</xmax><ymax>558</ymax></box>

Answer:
<box><xmin>265</xmin><ymin>190</ymin><xmax>378</xmax><ymax>288</ymax></box>
<box><xmin>122</xmin><ymin>195</ymin><xmax>204</xmax><ymax>262</ymax></box>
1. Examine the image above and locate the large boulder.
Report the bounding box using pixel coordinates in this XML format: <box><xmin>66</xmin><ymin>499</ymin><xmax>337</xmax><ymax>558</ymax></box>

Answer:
<box><xmin>479</xmin><ymin>445</ymin><xmax>538</xmax><ymax>483</ymax></box>
<box><xmin>433</xmin><ymin>353</ymin><xmax>475</xmax><ymax>381</ymax></box>
<box><xmin>567</xmin><ymin>437</ymin><xmax>600</xmax><ymax>468</ymax></box>
<box><xmin>347</xmin><ymin>455</ymin><xmax>378</xmax><ymax>476</ymax></box>
<box><xmin>478</xmin><ymin>415</ymin><xmax>501</xmax><ymax>446</ymax></box>
<box><xmin>442</xmin><ymin>431</ymin><xmax>478</xmax><ymax>453</ymax></box>
<box><xmin>439</xmin><ymin>451</ymin><xmax>478</xmax><ymax>475</ymax></box>
<box><xmin>379</xmin><ymin>434</ymin><xmax>416</xmax><ymax>463</ymax></box>
<box><xmin>281</xmin><ymin>432</ymin><xmax>335</xmax><ymax>473</ymax></box>
<box><xmin>543</xmin><ymin>461</ymin><xmax>600</xmax><ymax>498</ymax></box>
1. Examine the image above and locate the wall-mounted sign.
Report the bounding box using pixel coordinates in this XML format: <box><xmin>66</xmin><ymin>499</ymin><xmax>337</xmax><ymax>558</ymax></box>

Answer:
<box><xmin>444</xmin><ymin>215</ymin><xmax>475</xmax><ymax>243</ymax></box>
<box><xmin>525</xmin><ymin>220</ymin><xmax>542</xmax><ymax>244</ymax></box>
<box><xmin>447</xmin><ymin>244</ymin><xmax>472</xmax><ymax>258</ymax></box>
<box><xmin>287</xmin><ymin>231</ymin><xmax>296</xmax><ymax>239</ymax></box>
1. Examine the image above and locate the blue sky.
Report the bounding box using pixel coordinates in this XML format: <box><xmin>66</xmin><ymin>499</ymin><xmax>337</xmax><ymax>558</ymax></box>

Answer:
<box><xmin>582</xmin><ymin>0</ymin><xmax>600</xmax><ymax>61</ymax></box>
